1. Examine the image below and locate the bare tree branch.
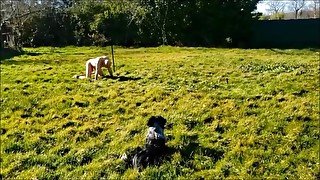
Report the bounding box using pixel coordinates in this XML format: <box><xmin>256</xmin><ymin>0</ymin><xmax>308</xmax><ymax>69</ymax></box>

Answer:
<box><xmin>266</xmin><ymin>0</ymin><xmax>286</xmax><ymax>14</ymax></box>
<box><xmin>289</xmin><ymin>0</ymin><xmax>305</xmax><ymax>19</ymax></box>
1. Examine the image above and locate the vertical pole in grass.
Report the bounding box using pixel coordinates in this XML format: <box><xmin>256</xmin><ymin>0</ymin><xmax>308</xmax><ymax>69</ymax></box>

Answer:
<box><xmin>111</xmin><ymin>45</ymin><xmax>115</xmax><ymax>73</ymax></box>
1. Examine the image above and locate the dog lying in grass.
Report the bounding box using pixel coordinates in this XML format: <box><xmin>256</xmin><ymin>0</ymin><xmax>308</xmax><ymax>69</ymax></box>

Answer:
<box><xmin>121</xmin><ymin>116</ymin><xmax>167</xmax><ymax>170</ymax></box>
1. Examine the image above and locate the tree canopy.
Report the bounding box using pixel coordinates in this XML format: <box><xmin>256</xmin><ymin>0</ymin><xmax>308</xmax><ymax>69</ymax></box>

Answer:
<box><xmin>1</xmin><ymin>0</ymin><xmax>261</xmax><ymax>47</ymax></box>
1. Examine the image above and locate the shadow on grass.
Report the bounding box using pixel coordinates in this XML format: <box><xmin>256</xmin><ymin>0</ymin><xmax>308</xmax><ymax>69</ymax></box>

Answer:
<box><xmin>103</xmin><ymin>75</ymin><xmax>142</xmax><ymax>82</ymax></box>
<box><xmin>1</xmin><ymin>58</ymin><xmax>53</xmax><ymax>65</ymax></box>
<box><xmin>0</xmin><ymin>48</ymin><xmax>44</xmax><ymax>62</ymax></box>
<box><xmin>269</xmin><ymin>48</ymin><xmax>319</xmax><ymax>55</ymax></box>
<box><xmin>117</xmin><ymin>129</ymin><xmax>225</xmax><ymax>173</ymax></box>
<box><xmin>0</xmin><ymin>48</ymin><xmax>23</xmax><ymax>61</ymax></box>
<box><xmin>164</xmin><ymin>134</ymin><xmax>224</xmax><ymax>166</ymax></box>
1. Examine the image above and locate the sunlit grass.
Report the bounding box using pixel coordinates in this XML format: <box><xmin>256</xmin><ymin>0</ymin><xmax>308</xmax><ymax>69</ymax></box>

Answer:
<box><xmin>1</xmin><ymin>46</ymin><xmax>319</xmax><ymax>179</ymax></box>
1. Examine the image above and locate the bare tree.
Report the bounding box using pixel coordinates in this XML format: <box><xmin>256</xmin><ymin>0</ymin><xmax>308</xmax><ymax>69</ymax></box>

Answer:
<box><xmin>266</xmin><ymin>0</ymin><xmax>286</xmax><ymax>15</ymax></box>
<box><xmin>310</xmin><ymin>0</ymin><xmax>320</xmax><ymax>18</ymax></box>
<box><xmin>0</xmin><ymin>0</ymin><xmax>50</xmax><ymax>49</ymax></box>
<box><xmin>289</xmin><ymin>0</ymin><xmax>306</xmax><ymax>19</ymax></box>
<box><xmin>1</xmin><ymin>1</ymin><xmax>4</xmax><ymax>49</ymax></box>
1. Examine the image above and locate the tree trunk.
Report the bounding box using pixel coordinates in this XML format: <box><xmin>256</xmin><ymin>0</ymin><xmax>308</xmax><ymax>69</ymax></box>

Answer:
<box><xmin>0</xmin><ymin>26</ymin><xmax>3</xmax><ymax>49</ymax></box>
<box><xmin>0</xmin><ymin>0</ymin><xmax>2</xmax><ymax>49</ymax></box>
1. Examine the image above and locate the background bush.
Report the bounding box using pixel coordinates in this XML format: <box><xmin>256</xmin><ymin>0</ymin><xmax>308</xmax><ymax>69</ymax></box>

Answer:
<box><xmin>13</xmin><ymin>0</ymin><xmax>260</xmax><ymax>47</ymax></box>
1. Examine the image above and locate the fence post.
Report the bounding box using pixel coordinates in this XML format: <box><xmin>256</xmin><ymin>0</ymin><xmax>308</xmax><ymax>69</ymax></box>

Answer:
<box><xmin>111</xmin><ymin>45</ymin><xmax>115</xmax><ymax>72</ymax></box>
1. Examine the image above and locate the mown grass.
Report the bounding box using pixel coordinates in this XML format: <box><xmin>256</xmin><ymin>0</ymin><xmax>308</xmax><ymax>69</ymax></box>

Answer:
<box><xmin>0</xmin><ymin>46</ymin><xmax>319</xmax><ymax>179</ymax></box>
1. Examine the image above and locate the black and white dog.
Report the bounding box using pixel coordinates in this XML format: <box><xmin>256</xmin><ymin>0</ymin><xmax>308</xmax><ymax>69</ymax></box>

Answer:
<box><xmin>121</xmin><ymin>116</ymin><xmax>167</xmax><ymax>169</ymax></box>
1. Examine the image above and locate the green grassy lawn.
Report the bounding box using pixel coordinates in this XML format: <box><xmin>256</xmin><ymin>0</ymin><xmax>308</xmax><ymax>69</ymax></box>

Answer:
<box><xmin>1</xmin><ymin>46</ymin><xmax>319</xmax><ymax>179</ymax></box>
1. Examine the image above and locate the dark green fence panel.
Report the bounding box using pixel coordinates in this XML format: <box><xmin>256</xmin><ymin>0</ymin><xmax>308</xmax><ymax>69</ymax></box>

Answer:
<box><xmin>251</xmin><ymin>19</ymin><xmax>320</xmax><ymax>48</ymax></box>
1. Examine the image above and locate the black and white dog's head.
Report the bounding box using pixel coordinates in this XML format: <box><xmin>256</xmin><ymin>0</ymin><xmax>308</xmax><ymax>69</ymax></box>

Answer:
<box><xmin>146</xmin><ymin>116</ymin><xmax>167</xmax><ymax>147</ymax></box>
<box><xmin>121</xmin><ymin>116</ymin><xmax>167</xmax><ymax>170</ymax></box>
<box><xmin>147</xmin><ymin>116</ymin><xmax>166</xmax><ymax>129</ymax></box>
